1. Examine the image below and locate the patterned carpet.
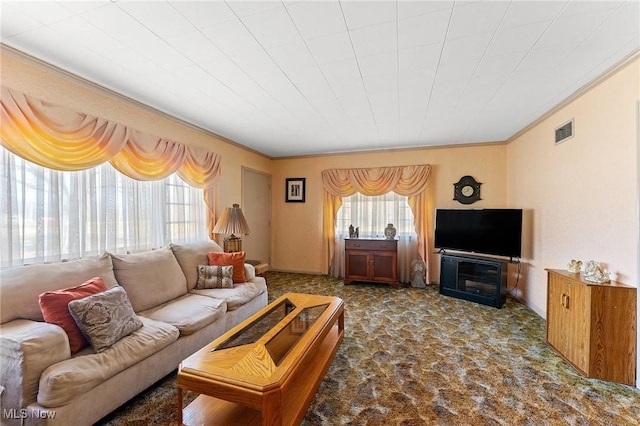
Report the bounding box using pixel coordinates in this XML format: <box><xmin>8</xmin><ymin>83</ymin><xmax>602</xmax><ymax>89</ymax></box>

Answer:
<box><xmin>98</xmin><ymin>272</ymin><xmax>640</xmax><ymax>425</ymax></box>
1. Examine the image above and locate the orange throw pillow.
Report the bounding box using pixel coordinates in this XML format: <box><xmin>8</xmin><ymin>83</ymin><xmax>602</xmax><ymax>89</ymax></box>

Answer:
<box><xmin>207</xmin><ymin>251</ymin><xmax>246</xmax><ymax>283</ymax></box>
<box><xmin>39</xmin><ymin>277</ymin><xmax>108</xmax><ymax>353</ymax></box>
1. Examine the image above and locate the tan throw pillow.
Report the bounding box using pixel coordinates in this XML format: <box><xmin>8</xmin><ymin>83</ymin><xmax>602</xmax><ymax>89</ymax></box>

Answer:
<box><xmin>68</xmin><ymin>286</ymin><xmax>143</xmax><ymax>353</ymax></box>
<box><xmin>196</xmin><ymin>265</ymin><xmax>234</xmax><ymax>289</ymax></box>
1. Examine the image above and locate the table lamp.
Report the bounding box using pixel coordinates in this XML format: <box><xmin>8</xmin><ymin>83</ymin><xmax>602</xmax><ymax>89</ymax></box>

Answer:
<box><xmin>212</xmin><ymin>203</ymin><xmax>251</xmax><ymax>252</ymax></box>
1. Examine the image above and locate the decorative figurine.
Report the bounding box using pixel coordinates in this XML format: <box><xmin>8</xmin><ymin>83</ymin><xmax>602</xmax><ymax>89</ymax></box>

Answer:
<box><xmin>584</xmin><ymin>260</ymin><xmax>611</xmax><ymax>283</ymax></box>
<box><xmin>355</xmin><ymin>227</ymin><xmax>359</xmax><ymax>238</ymax></box>
<box><xmin>567</xmin><ymin>259</ymin><xmax>582</xmax><ymax>273</ymax></box>
<box><xmin>384</xmin><ymin>223</ymin><xmax>397</xmax><ymax>240</ymax></box>
<box><xmin>349</xmin><ymin>224</ymin><xmax>355</xmax><ymax>238</ymax></box>
<box><xmin>411</xmin><ymin>259</ymin><xmax>427</xmax><ymax>288</ymax></box>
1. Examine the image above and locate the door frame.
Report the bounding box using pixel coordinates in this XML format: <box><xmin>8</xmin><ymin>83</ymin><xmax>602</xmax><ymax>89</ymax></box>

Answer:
<box><xmin>241</xmin><ymin>166</ymin><xmax>272</xmax><ymax>264</ymax></box>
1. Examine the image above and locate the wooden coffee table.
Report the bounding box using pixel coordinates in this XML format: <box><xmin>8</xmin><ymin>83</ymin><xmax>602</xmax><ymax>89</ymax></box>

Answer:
<box><xmin>177</xmin><ymin>293</ymin><xmax>344</xmax><ymax>425</ymax></box>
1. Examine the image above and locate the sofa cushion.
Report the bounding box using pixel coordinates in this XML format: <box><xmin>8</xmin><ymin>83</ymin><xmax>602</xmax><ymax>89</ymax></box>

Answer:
<box><xmin>208</xmin><ymin>251</ymin><xmax>247</xmax><ymax>283</ymax></box>
<box><xmin>37</xmin><ymin>316</ymin><xmax>179</xmax><ymax>408</ymax></box>
<box><xmin>68</xmin><ymin>286</ymin><xmax>143</xmax><ymax>352</ymax></box>
<box><xmin>139</xmin><ymin>293</ymin><xmax>226</xmax><ymax>336</ymax></box>
<box><xmin>196</xmin><ymin>265</ymin><xmax>234</xmax><ymax>289</ymax></box>
<box><xmin>170</xmin><ymin>240</ymin><xmax>223</xmax><ymax>291</ymax></box>
<box><xmin>38</xmin><ymin>277</ymin><xmax>108</xmax><ymax>353</ymax></box>
<box><xmin>110</xmin><ymin>247</ymin><xmax>187</xmax><ymax>312</ymax></box>
<box><xmin>191</xmin><ymin>278</ymin><xmax>267</xmax><ymax>311</ymax></box>
<box><xmin>0</xmin><ymin>253</ymin><xmax>118</xmax><ymax>323</ymax></box>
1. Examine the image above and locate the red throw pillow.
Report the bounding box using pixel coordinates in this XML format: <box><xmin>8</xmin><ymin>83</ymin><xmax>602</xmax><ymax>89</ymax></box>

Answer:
<box><xmin>39</xmin><ymin>277</ymin><xmax>108</xmax><ymax>353</ymax></box>
<box><xmin>207</xmin><ymin>251</ymin><xmax>246</xmax><ymax>283</ymax></box>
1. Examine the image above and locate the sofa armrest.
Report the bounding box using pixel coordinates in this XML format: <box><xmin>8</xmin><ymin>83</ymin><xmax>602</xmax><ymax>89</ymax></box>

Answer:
<box><xmin>0</xmin><ymin>320</ymin><xmax>70</xmax><ymax>419</ymax></box>
<box><xmin>244</xmin><ymin>263</ymin><xmax>256</xmax><ymax>281</ymax></box>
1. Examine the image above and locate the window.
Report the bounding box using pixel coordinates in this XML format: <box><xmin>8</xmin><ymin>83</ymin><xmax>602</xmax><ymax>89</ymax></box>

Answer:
<box><xmin>0</xmin><ymin>147</ymin><xmax>207</xmax><ymax>268</ymax></box>
<box><xmin>165</xmin><ymin>174</ymin><xmax>208</xmax><ymax>243</ymax></box>
<box><xmin>336</xmin><ymin>192</ymin><xmax>415</xmax><ymax>239</ymax></box>
<box><xmin>332</xmin><ymin>192</ymin><xmax>418</xmax><ymax>282</ymax></box>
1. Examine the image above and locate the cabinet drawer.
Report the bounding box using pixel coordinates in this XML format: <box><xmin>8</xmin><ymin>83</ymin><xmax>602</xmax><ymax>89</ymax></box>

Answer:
<box><xmin>345</xmin><ymin>239</ymin><xmax>397</xmax><ymax>251</ymax></box>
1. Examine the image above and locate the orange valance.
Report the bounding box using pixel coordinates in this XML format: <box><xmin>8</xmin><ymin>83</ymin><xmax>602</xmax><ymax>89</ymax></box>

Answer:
<box><xmin>0</xmin><ymin>86</ymin><xmax>221</xmax><ymax>234</ymax></box>
<box><xmin>0</xmin><ymin>86</ymin><xmax>129</xmax><ymax>170</ymax></box>
<box><xmin>321</xmin><ymin>165</ymin><xmax>432</xmax><ymax>275</ymax></box>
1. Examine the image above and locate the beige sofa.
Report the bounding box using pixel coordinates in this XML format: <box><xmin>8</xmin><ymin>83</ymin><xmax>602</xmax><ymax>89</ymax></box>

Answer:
<box><xmin>0</xmin><ymin>240</ymin><xmax>268</xmax><ymax>426</ymax></box>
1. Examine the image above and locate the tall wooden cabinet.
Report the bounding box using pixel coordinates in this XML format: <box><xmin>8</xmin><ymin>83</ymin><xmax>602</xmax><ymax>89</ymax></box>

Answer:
<box><xmin>546</xmin><ymin>269</ymin><xmax>637</xmax><ymax>385</ymax></box>
<box><xmin>344</xmin><ymin>239</ymin><xmax>398</xmax><ymax>288</ymax></box>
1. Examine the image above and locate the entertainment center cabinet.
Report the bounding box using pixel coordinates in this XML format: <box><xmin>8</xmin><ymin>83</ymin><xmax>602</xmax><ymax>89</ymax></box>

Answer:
<box><xmin>439</xmin><ymin>253</ymin><xmax>508</xmax><ymax>308</ymax></box>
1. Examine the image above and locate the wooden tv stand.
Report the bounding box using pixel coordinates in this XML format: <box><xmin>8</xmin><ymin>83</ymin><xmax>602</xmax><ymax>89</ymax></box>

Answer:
<box><xmin>178</xmin><ymin>293</ymin><xmax>344</xmax><ymax>425</ymax></box>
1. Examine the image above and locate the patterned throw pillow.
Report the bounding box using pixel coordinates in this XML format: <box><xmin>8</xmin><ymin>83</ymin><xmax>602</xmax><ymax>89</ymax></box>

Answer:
<box><xmin>196</xmin><ymin>265</ymin><xmax>234</xmax><ymax>289</ymax></box>
<box><xmin>68</xmin><ymin>286</ymin><xmax>143</xmax><ymax>353</ymax></box>
<box><xmin>38</xmin><ymin>277</ymin><xmax>108</xmax><ymax>353</ymax></box>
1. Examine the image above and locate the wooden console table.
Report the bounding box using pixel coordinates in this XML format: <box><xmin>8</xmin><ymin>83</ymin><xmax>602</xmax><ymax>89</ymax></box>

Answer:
<box><xmin>178</xmin><ymin>293</ymin><xmax>344</xmax><ymax>425</ymax></box>
<box><xmin>247</xmin><ymin>259</ymin><xmax>269</xmax><ymax>277</ymax></box>
<box><xmin>344</xmin><ymin>238</ymin><xmax>398</xmax><ymax>288</ymax></box>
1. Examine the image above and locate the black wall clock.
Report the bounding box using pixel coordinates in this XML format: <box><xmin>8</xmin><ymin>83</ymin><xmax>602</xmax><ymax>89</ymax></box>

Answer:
<box><xmin>453</xmin><ymin>175</ymin><xmax>481</xmax><ymax>204</ymax></box>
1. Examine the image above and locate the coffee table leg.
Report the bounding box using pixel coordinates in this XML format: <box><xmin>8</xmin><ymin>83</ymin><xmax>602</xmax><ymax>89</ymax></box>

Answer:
<box><xmin>261</xmin><ymin>389</ymin><xmax>282</xmax><ymax>426</ymax></box>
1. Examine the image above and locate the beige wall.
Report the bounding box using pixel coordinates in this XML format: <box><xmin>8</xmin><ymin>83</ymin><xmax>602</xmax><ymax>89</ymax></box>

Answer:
<box><xmin>0</xmin><ymin>50</ymin><xmax>272</xmax><ymax>225</ymax></box>
<box><xmin>506</xmin><ymin>56</ymin><xmax>639</xmax><ymax>317</ymax></box>
<box><xmin>271</xmin><ymin>144</ymin><xmax>508</xmax><ymax>277</ymax></box>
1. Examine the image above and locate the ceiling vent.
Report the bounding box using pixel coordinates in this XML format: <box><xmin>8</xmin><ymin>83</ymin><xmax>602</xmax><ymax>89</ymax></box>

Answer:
<box><xmin>555</xmin><ymin>119</ymin><xmax>574</xmax><ymax>144</ymax></box>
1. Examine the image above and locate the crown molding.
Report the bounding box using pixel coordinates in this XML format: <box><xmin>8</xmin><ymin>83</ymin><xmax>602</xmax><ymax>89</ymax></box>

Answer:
<box><xmin>506</xmin><ymin>49</ymin><xmax>640</xmax><ymax>144</ymax></box>
<box><xmin>273</xmin><ymin>140</ymin><xmax>507</xmax><ymax>161</ymax></box>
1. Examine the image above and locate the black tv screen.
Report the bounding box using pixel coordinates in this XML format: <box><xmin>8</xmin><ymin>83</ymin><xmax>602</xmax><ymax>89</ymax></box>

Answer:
<box><xmin>434</xmin><ymin>209</ymin><xmax>523</xmax><ymax>258</ymax></box>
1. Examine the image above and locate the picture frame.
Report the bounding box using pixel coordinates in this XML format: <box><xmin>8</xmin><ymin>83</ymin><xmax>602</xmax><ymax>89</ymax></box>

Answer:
<box><xmin>285</xmin><ymin>178</ymin><xmax>306</xmax><ymax>203</ymax></box>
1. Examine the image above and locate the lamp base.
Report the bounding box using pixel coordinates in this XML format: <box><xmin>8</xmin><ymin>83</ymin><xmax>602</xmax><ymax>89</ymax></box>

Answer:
<box><xmin>223</xmin><ymin>236</ymin><xmax>242</xmax><ymax>253</ymax></box>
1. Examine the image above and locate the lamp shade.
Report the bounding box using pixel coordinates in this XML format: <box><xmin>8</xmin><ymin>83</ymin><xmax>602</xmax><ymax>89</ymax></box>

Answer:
<box><xmin>213</xmin><ymin>204</ymin><xmax>250</xmax><ymax>236</ymax></box>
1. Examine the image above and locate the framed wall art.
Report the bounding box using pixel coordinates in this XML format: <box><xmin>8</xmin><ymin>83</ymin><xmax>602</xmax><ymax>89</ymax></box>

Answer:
<box><xmin>286</xmin><ymin>178</ymin><xmax>306</xmax><ymax>203</ymax></box>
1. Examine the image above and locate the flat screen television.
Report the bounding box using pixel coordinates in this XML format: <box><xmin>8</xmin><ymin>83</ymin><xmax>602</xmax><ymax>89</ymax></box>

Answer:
<box><xmin>434</xmin><ymin>209</ymin><xmax>523</xmax><ymax>258</ymax></box>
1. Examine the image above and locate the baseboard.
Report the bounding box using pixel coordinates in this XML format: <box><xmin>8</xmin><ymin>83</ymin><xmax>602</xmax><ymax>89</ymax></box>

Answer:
<box><xmin>270</xmin><ymin>268</ymin><xmax>325</xmax><ymax>275</ymax></box>
<box><xmin>507</xmin><ymin>290</ymin><xmax>545</xmax><ymax>318</ymax></box>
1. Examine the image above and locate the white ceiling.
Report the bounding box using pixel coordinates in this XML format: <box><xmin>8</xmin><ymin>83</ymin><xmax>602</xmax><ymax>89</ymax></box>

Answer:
<box><xmin>1</xmin><ymin>1</ymin><xmax>638</xmax><ymax>158</ymax></box>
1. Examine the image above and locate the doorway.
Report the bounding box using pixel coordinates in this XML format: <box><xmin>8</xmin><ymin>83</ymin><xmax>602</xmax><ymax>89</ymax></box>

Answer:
<box><xmin>241</xmin><ymin>167</ymin><xmax>271</xmax><ymax>264</ymax></box>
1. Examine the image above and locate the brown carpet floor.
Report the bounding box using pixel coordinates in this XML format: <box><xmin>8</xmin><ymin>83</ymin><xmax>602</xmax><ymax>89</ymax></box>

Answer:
<box><xmin>98</xmin><ymin>272</ymin><xmax>640</xmax><ymax>425</ymax></box>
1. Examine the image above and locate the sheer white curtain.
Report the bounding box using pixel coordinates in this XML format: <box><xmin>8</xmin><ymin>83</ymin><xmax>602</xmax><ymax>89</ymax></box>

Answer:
<box><xmin>0</xmin><ymin>147</ymin><xmax>208</xmax><ymax>268</ymax></box>
<box><xmin>332</xmin><ymin>192</ymin><xmax>419</xmax><ymax>282</ymax></box>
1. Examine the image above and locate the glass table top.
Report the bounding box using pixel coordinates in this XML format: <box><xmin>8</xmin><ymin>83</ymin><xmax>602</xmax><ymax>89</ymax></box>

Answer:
<box><xmin>211</xmin><ymin>298</ymin><xmax>330</xmax><ymax>366</ymax></box>
<box><xmin>212</xmin><ymin>298</ymin><xmax>296</xmax><ymax>351</ymax></box>
<box><xmin>265</xmin><ymin>303</ymin><xmax>329</xmax><ymax>365</ymax></box>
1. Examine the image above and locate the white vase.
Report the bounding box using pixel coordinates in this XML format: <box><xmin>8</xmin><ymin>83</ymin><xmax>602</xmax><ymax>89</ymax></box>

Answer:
<box><xmin>384</xmin><ymin>223</ymin><xmax>396</xmax><ymax>239</ymax></box>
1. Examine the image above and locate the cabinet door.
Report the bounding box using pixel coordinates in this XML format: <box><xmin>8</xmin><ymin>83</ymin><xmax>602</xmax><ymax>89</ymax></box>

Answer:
<box><xmin>564</xmin><ymin>280</ymin><xmax>590</xmax><ymax>374</ymax></box>
<box><xmin>547</xmin><ymin>273</ymin><xmax>570</xmax><ymax>354</ymax></box>
<box><xmin>345</xmin><ymin>250</ymin><xmax>370</xmax><ymax>281</ymax></box>
<box><xmin>440</xmin><ymin>256</ymin><xmax>458</xmax><ymax>290</ymax></box>
<box><xmin>370</xmin><ymin>252</ymin><xmax>396</xmax><ymax>282</ymax></box>
<box><xmin>547</xmin><ymin>274</ymin><xmax>590</xmax><ymax>375</ymax></box>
